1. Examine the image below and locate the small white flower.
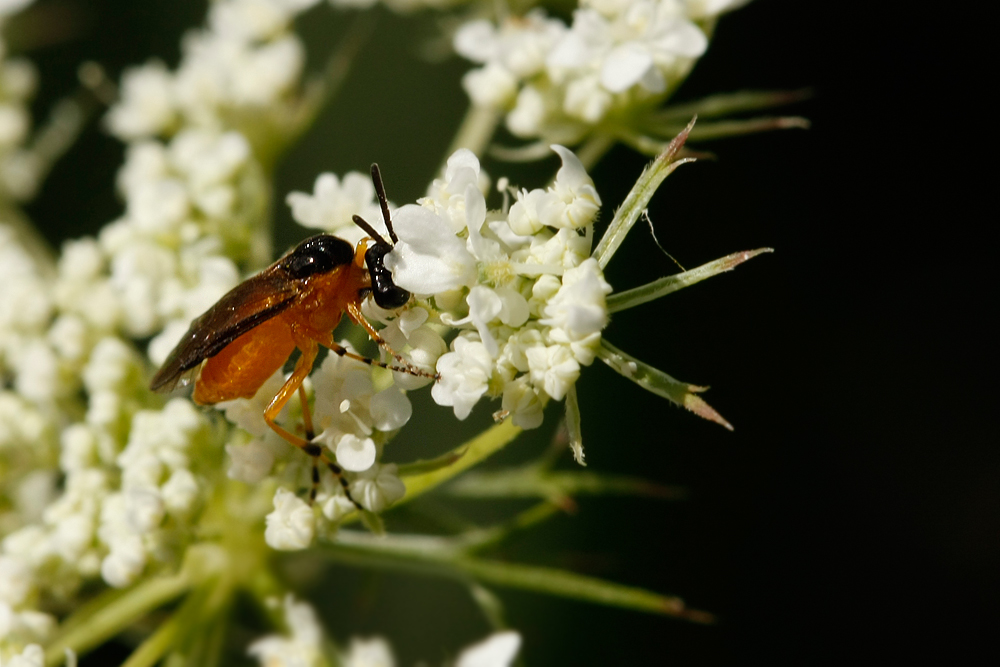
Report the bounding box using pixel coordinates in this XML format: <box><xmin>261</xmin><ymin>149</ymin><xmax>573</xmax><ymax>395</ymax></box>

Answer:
<box><xmin>12</xmin><ymin>341</ymin><xmax>60</xmax><ymax>402</ymax></box>
<box><xmin>432</xmin><ymin>335</ymin><xmax>493</xmax><ymax>420</ymax></box>
<box><xmin>321</xmin><ymin>492</ymin><xmax>356</xmax><ymax>522</ymax></box>
<box><xmin>248</xmin><ymin>594</ymin><xmax>324</xmax><ymax>667</ymax></box>
<box><xmin>350</xmin><ymin>463</ymin><xmax>405</xmax><ymax>513</ymax></box>
<box><xmin>226</xmin><ymin>439</ymin><xmax>278</xmax><ymax>483</ymax></box>
<box><xmin>506</xmin><ymin>84</ymin><xmax>549</xmax><ymax>138</ymax></box>
<box><xmin>445</xmin><ymin>285</ymin><xmax>529</xmax><ymax>358</ymax></box>
<box><xmin>47</xmin><ymin>314</ymin><xmax>90</xmax><ymax>363</ymax></box>
<box><xmin>105</xmin><ymin>61</ymin><xmax>177</xmax><ymax>140</ymax></box>
<box><xmin>384</xmin><ymin>204</ymin><xmax>477</xmax><ymax>294</ymax></box>
<box><xmin>264</xmin><ymin>488</ymin><xmax>315</xmax><ymax>550</ymax></box>
<box><xmin>540</xmin><ymin>258</ymin><xmax>612</xmax><ymax>365</ymax></box>
<box><xmin>342</xmin><ymin>636</ymin><xmax>396</xmax><ymax>667</ymax></box>
<box><xmin>521</xmin><ymin>227</ymin><xmax>592</xmax><ymax>271</ymax></box>
<box><xmin>100</xmin><ymin>534</ymin><xmax>147</xmax><ymax>588</ymax></box>
<box><xmin>418</xmin><ymin>148</ymin><xmax>486</xmax><ymax>233</ymax></box>
<box><xmin>125</xmin><ymin>488</ymin><xmax>165</xmax><ymax>533</ymax></box>
<box><xmin>0</xmin><ymin>554</ymin><xmax>33</xmax><ymax>606</ymax></box>
<box><xmin>161</xmin><ymin>468</ymin><xmax>200</xmax><ymax>516</ymax></box>
<box><xmin>335</xmin><ymin>434</ymin><xmax>377</xmax><ymax>472</ymax></box>
<box><xmin>456</xmin><ymin>631</ymin><xmax>522</xmax><ymax>667</ymax></box>
<box><xmin>169</xmin><ymin>129</ymin><xmax>251</xmax><ymax>191</ymax></box>
<box><xmin>82</xmin><ymin>337</ymin><xmax>141</xmax><ymax>393</ymax></box>
<box><xmin>526</xmin><ymin>343</ymin><xmax>580</xmax><ymax>401</ymax></box>
<box><xmin>509</xmin><ymin>146</ymin><xmax>601</xmax><ymax>235</ymax></box>
<box><xmin>462</xmin><ymin>63</ymin><xmax>518</xmax><ymax>108</ymax></box>
<box><xmin>563</xmin><ymin>74</ymin><xmax>612</xmax><ymax>123</ymax></box>
<box><xmin>6</xmin><ymin>643</ymin><xmax>45</xmax><ymax>667</ymax></box>
<box><xmin>286</xmin><ymin>170</ymin><xmax>382</xmax><ymax>243</ymax></box>
<box><xmin>501</xmin><ymin>377</ymin><xmax>545</xmax><ymax>430</ymax></box>
<box><xmin>368</xmin><ymin>385</ymin><xmax>412</xmax><ymax>432</ymax></box>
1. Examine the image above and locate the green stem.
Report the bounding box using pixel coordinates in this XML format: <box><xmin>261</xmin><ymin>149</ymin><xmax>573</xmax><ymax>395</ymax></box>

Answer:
<box><xmin>468</xmin><ymin>582</ymin><xmax>508</xmax><ymax>629</ymax></box>
<box><xmin>398</xmin><ymin>419</ymin><xmax>522</xmax><ymax>504</ymax></box>
<box><xmin>684</xmin><ymin>116</ymin><xmax>810</xmax><ymax>141</ymax></box>
<box><xmin>649</xmin><ymin>88</ymin><xmax>813</xmax><ymax>123</ymax></box>
<box><xmin>451</xmin><ymin>557</ymin><xmax>713</xmax><ymax>622</ymax></box>
<box><xmin>591</xmin><ymin>119</ymin><xmax>696</xmax><ymax>269</ymax></box>
<box><xmin>45</xmin><ymin>571</ymin><xmax>192</xmax><ymax>666</ymax></box>
<box><xmin>120</xmin><ymin>583</ymin><xmax>212</xmax><ymax>667</ymax></box>
<box><xmin>446</xmin><ymin>104</ymin><xmax>502</xmax><ymax>162</ymax></box>
<box><xmin>320</xmin><ymin>537</ymin><xmax>713</xmax><ymax>622</ymax></box>
<box><xmin>120</xmin><ymin>612</ymin><xmax>185</xmax><ymax>667</ymax></box>
<box><xmin>575</xmin><ymin>132</ymin><xmax>616</xmax><ymax>172</ymax></box>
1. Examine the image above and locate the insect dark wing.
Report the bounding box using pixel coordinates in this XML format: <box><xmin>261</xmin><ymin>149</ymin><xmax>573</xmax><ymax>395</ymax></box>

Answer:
<box><xmin>149</xmin><ymin>266</ymin><xmax>300</xmax><ymax>392</ymax></box>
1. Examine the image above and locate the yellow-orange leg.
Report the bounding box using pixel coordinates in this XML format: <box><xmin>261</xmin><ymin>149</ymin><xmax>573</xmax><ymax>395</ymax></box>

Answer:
<box><xmin>264</xmin><ymin>342</ymin><xmax>362</xmax><ymax>509</ymax></box>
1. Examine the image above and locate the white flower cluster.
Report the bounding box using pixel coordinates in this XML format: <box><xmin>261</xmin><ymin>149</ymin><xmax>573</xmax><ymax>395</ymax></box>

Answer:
<box><xmin>455</xmin><ymin>0</ymin><xmax>749</xmax><ymax>143</ymax></box>
<box><xmin>248</xmin><ymin>594</ymin><xmax>325</xmax><ymax>667</ymax></box>
<box><xmin>226</xmin><ymin>354</ymin><xmax>410</xmax><ymax>551</ymax></box>
<box><xmin>390</xmin><ymin>147</ymin><xmax>610</xmax><ymax>428</ymax></box>
<box><xmin>248</xmin><ymin>594</ymin><xmax>521</xmax><ymax>667</ymax></box>
<box><xmin>0</xmin><ymin>0</ymin><xmax>39</xmax><ymax>200</ymax></box>
<box><xmin>288</xmin><ymin>145</ymin><xmax>610</xmax><ymax>439</ymax></box>
<box><xmin>107</xmin><ymin>0</ymin><xmax>321</xmax><ymax>143</ymax></box>
<box><xmin>1</xmin><ymin>0</ymin><xmax>324</xmax><ymax>657</ymax></box>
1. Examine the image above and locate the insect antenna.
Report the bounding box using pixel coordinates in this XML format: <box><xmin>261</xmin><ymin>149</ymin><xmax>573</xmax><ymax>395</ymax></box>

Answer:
<box><xmin>370</xmin><ymin>163</ymin><xmax>398</xmax><ymax>244</ymax></box>
<box><xmin>352</xmin><ymin>214</ymin><xmax>390</xmax><ymax>247</ymax></box>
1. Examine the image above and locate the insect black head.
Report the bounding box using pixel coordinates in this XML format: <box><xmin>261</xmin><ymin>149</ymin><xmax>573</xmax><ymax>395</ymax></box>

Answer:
<box><xmin>351</xmin><ymin>164</ymin><xmax>410</xmax><ymax>309</ymax></box>
<box><xmin>283</xmin><ymin>234</ymin><xmax>354</xmax><ymax>279</ymax></box>
<box><xmin>365</xmin><ymin>242</ymin><xmax>410</xmax><ymax>309</ymax></box>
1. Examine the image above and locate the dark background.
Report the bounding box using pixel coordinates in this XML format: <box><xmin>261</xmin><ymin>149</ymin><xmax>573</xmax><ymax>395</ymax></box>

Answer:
<box><xmin>14</xmin><ymin>0</ymin><xmax>995</xmax><ymax>664</ymax></box>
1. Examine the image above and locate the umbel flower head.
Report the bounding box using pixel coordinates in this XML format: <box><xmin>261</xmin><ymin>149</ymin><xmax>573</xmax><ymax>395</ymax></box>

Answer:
<box><xmin>455</xmin><ymin>0</ymin><xmax>751</xmax><ymax>145</ymax></box>
<box><xmin>291</xmin><ymin>145</ymin><xmax>609</xmax><ymax>434</ymax></box>
<box><xmin>0</xmin><ymin>0</ymin><xmax>783</xmax><ymax>662</ymax></box>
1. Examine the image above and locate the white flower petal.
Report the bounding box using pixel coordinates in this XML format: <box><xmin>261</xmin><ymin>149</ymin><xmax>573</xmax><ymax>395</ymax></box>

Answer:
<box><xmin>432</xmin><ymin>336</ymin><xmax>493</xmax><ymax>420</ymax></box>
<box><xmin>226</xmin><ymin>440</ymin><xmax>276</xmax><ymax>483</ymax></box>
<box><xmin>385</xmin><ymin>205</ymin><xmax>477</xmax><ymax>294</ymax></box>
<box><xmin>600</xmin><ymin>43</ymin><xmax>654</xmax><ymax>93</ymax></box>
<box><xmin>264</xmin><ymin>488</ymin><xmax>315</xmax><ymax>551</ymax></box>
<box><xmin>456</xmin><ymin>631</ymin><xmax>522</xmax><ymax>667</ymax></box>
<box><xmin>467</xmin><ymin>286</ymin><xmax>503</xmax><ymax>357</ymax></box>
<box><xmin>351</xmin><ymin>464</ymin><xmax>405</xmax><ymax>513</ymax></box>
<box><xmin>335</xmin><ymin>434</ymin><xmax>377</xmax><ymax>472</ymax></box>
<box><xmin>369</xmin><ymin>386</ymin><xmax>412</xmax><ymax>432</ymax></box>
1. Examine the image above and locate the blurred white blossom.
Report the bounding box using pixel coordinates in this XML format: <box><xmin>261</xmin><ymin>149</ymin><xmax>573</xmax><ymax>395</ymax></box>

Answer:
<box><xmin>248</xmin><ymin>594</ymin><xmax>325</xmax><ymax>667</ymax></box>
<box><xmin>455</xmin><ymin>0</ymin><xmax>749</xmax><ymax>144</ymax></box>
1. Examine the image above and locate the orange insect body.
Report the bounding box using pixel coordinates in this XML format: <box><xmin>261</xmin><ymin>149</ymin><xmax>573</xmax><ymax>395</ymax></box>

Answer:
<box><xmin>191</xmin><ymin>241</ymin><xmax>371</xmax><ymax>405</ymax></box>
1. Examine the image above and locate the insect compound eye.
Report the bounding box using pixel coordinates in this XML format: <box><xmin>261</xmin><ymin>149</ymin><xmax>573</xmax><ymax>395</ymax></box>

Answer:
<box><xmin>365</xmin><ymin>242</ymin><xmax>410</xmax><ymax>309</ymax></box>
<box><xmin>283</xmin><ymin>234</ymin><xmax>353</xmax><ymax>279</ymax></box>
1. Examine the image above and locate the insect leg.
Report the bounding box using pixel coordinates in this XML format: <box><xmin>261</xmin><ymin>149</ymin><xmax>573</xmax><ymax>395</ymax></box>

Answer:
<box><xmin>297</xmin><ymin>384</ymin><xmax>322</xmax><ymax>503</ymax></box>
<box><xmin>265</xmin><ymin>342</ymin><xmax>364</xmax><ymax>509</ymax></box>
<box><xmin>297</xmin><ymin>384</ymin><xmax>315</xmax><ymax>439</ymax></box>
<box><xmin>263</xmin><ymin>342</ymin><xmax>318</xmax><ymax>449</ymax></box>
<box><xmin>344</xmin><ymin>301</ymin><xmax>439</xmax><ymax>380</ymax></box>
<box><xmin>327</xmin><ymin>459</ymin><xmax>363</xmax><ymax>510</ymax></box>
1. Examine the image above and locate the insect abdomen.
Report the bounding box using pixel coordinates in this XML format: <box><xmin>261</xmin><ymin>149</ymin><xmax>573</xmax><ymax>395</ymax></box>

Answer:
<box><xmin>193</xmin><ymin>316</ymin><xmax>296</xmax><ymax>404</ymax></box>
